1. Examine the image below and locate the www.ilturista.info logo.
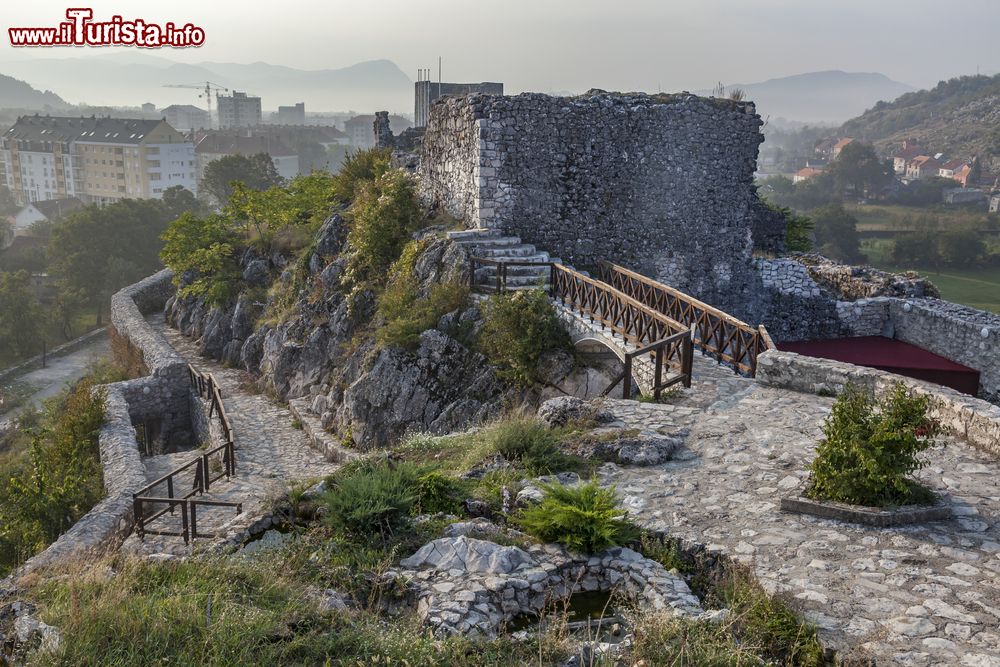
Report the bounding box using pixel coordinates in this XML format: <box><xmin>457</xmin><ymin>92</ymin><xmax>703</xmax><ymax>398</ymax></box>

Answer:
<box><xmin>8</xmin><ymin>8</ymin><xmax>205</xmax><ymax>48</ymax></box>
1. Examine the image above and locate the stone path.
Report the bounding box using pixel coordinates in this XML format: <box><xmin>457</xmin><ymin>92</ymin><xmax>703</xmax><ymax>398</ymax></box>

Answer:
<box><xmin>121</xmin><ymin>316</ymin><xmax>339</xmax><ymax>556</ymax></box>
<box><xmin>597</xmin><ymin>364</ymin><xmax>1000</xmax><ymax>666</ymax></box>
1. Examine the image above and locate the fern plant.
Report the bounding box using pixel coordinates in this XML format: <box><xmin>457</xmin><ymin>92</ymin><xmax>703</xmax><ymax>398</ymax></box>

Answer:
<box><xmin>516</xmin><ymin>481</ymin><xmax>638</xmax><ymax>554</ymax></box>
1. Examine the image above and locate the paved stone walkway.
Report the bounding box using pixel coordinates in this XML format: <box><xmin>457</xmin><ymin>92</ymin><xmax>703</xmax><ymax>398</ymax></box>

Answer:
<box><xmin>121</xmin><ymin>316</ymin><xmax>339</xmax><ymax>556</ymax></box>
<box><xmin>597</xmin><ymin>361</ymin><xmax>1000</xmax><ymax>666</ymax></box>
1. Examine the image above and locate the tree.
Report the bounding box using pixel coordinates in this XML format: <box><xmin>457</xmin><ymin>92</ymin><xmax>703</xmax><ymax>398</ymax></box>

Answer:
<box><xmin>159</xmin><ymin>212</ymin><xmax>241</xmax><ymax>305</ymax></box>
<box><xmin>48</xmin><ymin>198</ymin><xmax>195</xmax><ymax>324</ymax></box>
<box><xmin>938</xmin><ymin>228</ymin><xmax>985</xmax><ymax>267</ymax></box>
<box><xmin>0</xmin><ymin>185</ymin><xmax>17</xmax><ymax>217</ymax></box>
<box><xmin>199</xmin><ymin>153</ymin><xmax>283</xmax><ymax>207</ymax></box>
<box><xmin>0</xmin><ymin>270</ymin><xmax>46</xmax><ymax>357</ymax></box>
<box><xmin>826</xmin><ymin>142</ymin><xmax>893</xmax><ymax>198</ymax></box>
<box><xmin>812</xmin><ymin>203</ymin><xmax>863</xmax><ymax>263</ymax></box>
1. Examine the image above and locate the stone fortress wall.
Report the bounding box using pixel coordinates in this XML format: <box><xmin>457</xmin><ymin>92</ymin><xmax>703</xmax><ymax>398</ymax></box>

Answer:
<box><xmin>753</xmin><ymin>257</ymin><xmax>1000</xmax><ymax>401</ymax></box>
<box><xmin>4</xmin><ymin>270</ymin><xmax>193</xmax><ymax>578</ymax></box>
<box><xmin>419</xmin><ymin>91</ymin><xmax>765</xmax><ymax>313</ymax></box>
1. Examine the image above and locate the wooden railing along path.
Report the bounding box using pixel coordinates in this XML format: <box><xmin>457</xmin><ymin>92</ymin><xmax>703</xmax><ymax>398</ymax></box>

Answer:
<box><xmin>131</xmin><ymin>365</ymin><xmax>241</xmax><ymax>544</ymax></box>
<box><xmin>597</xmin><ymin>261</ymin><xmax>776</xmax><ymax>377</ymax></box>
<box><xmin>471</xmin><ymin>258</ymin><xmax>694</xmax><ymax>399</ymax></box>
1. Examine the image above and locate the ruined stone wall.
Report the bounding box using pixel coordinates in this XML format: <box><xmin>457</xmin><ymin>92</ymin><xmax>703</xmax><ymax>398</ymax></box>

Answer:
<box><xmin>419</xmin><ymin>92</ymin><xmax>765</xmax><ymax>312</ymax></box>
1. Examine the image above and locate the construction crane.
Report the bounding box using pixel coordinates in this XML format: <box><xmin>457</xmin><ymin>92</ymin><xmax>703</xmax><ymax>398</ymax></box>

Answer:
<box><xmin>163</xmin><ymin>81</ymin><xmax>229</xmax><ymax>129</ymax></box>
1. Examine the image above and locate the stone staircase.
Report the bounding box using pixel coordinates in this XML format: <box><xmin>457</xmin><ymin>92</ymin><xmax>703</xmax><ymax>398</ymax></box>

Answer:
<box><xmin>448</xmin><ymin>228</ymin><xmax>561</xmax><ymax>292</ymax></box>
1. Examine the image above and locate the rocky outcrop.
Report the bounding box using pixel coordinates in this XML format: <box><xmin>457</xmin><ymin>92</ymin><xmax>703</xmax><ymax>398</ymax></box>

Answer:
<box><xmin>166</xmin><ymin>218</ymin><xmax>517</xmax><ymax>449</ymax></box>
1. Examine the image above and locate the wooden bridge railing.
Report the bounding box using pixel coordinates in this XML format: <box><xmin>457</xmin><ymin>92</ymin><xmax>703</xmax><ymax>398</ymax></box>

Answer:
<box><xmin>131</xmin><ymin>365</ymin><xmax>241</xmax><ymax>544</ymax></box>
<box><xmin>473</xmin><ymin>258</ymin><xmax>694</xmax><ymax>398</ymax></box>
<box><xmin>597</xmin><ymin>261</ymin><xmax>776</xmax><ymax>377</ymax></box>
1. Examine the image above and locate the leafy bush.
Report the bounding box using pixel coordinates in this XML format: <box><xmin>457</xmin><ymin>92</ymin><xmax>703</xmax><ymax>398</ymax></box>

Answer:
<box><xmin>488</xmin><ymin>417</ymin><xmax>568</xmax><ymax>475</ymax></box>
<box><xmin>332</xmin><ymin>148</ymin><xmax>391</xmax><ymax>204</ymax></box>
<box><xmin>807</xmin><ymin>382</ymin><xmax>939</xmax><ymax>507</ymax></box>
<box><xmin>771</xmin><ymin>203</ymin><xmax>814</xmax><ymax>253</ymax></box>
<box><xmin>478</xmin><ymin>289</ymin><xmax>573</xmax><ymax>387</ymax></box>
<box><xmin>376</xmin><ymin>240</ymin><xmax>469</xmax><ymax>349</ymax></box>
<box><xmin>160</xmin><ymin>211</ymin><xmax>243</xmax><ymax>306</ymax></box>
<box><xmin>414</xmin><ymin>470</ymin><xmax>466</xmax><ymax>515</ymax></box>
<box><xmin>0</xmin><ymin>376</ymin><xmax>107</xmax><ymax>574</ymax></box>
<box><xmin>322</xmin><ymin>460</ymin><xmax>419</xmax><ymax>537</ymax></box>
<box><xmin>345</xmin><ymin>170</ymin><xmax>426</xmax><ymax>284</ymax></box>
<box><xmin>516</xmin><ymin>481</ymin><xmax>638</xmax><ymax>554</ymax></box>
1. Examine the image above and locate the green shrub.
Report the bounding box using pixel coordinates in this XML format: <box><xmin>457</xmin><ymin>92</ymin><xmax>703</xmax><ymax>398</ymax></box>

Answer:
<box><xmin>516</xmin><ymin>481</ymin><xmax>638</xmax><ymax>554</ymax></box>
<box><xmin>160</xmin><ymin>212</ymin><xmax>243</xmax><ymax>306</ymax></box>
<box><xmin>332</xmin><ymin>148</ymin><xmax>391</xmax><ymax>204</ymax></box>
<box><xmin>807</xmin><ymin>382</ymin><xmax>939</xmax><ymax>507</ymax></box>
<box><xmin>0</xmin><ymin>376</ymin><xmax>107</xmax><ymax>575</ymax></box>
<box><xmin>414</xmin><ymin>470</ymin><xmax>466</xmax><ymax>515</ymax></box>
<box><xmin>478</xmin><ymin>289</ymin><xmax>572</xmax><ymax>386</ymax></box>
<box><xmin>488</xmin><ymin>417</ymin><xmax>568</xmax><ymax>475</ymax></box>
<box><xmin>345</xmin><ymin>170</ymin><xmax>425</xmax><ymax>284</ymax></box>
<box><xmin>322</xmin><ymin>460</ymin><xmax>419</xmax><ymax>537</ymax></box>
<box><xmin>377</xmin><ymin>240</ymin><xmax>469</xmax><ymax>349</ymax></box>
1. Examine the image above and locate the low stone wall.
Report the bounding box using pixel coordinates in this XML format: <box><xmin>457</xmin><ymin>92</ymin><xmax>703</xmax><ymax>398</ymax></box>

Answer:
<box><xmin>889</xmin><ymin>299</ymin><xmax>1000</xmax><ymax>403</ymax></box>
<box><xmin>756</xmin><ymin>349</ymin><xmax>1000</xmax><ymax>458</ymax></box>
<box><xmin>110</xmin><ymin>269</ymin><xmax>192</xmax><ymax>451</ymax></box>
<box><xmin>6</xmin><ymin>270</ymin><xmax>186</xmax><ymax>579</ymax></box>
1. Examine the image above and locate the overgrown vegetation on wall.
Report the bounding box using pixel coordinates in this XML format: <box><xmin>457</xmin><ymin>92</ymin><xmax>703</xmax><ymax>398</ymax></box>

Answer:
<box><xmin>0</xmin><ymin>363</ymin><xmax>122</xmax><ymax>575</ymax></box>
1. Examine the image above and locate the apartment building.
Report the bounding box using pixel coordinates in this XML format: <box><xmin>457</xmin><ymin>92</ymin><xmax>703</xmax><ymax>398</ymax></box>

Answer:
<box><xmin>0</xmin><ymin>115</ymin><xmax>197</xmax><ymax>205</ymax></box>
<box><xmin>217</xmin><ymin>91</ymin><xmax>262</xmax><ymax>129</ymax></box>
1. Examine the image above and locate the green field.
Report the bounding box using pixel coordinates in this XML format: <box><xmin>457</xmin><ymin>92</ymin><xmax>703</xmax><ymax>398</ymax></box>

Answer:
<box><xmin>860</xmin><ymin>238</ymin><xmax>1000</xmax><ymax>313</ymax></box>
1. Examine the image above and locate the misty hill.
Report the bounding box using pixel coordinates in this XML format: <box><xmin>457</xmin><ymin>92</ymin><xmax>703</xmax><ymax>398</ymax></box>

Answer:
<box><xmin>700</xmin><ymin>71</ymin><xmax>914</xmax><ymax>124</ymax></box>
<box><xmin>840</xmin><ymin>73</ymin><xmax>1000</xmax><ymax>162</ymax></box>
<box><xmin>0</xmin><ymin>56</ymin><xmax>412</xmax><ymax>113</ymax></box>
<box><xmin>0</xmin><ymin>73</ymin><xmax>68</xmax><ymax>110</ymax></box>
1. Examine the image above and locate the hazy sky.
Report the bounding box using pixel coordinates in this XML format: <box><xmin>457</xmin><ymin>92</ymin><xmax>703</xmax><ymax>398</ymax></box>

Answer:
<box><xmin>2</xmin><ymin>0</ymin><xmax>998</xmax><ymax>92</ymax></box>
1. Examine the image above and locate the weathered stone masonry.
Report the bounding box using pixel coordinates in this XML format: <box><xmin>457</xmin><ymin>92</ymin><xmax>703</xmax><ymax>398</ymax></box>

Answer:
<box><xmin>419</xmin><ymin>92</ymin><xmax>765</xmax><ymax>313</ymax></box>
<box><xmin>5</xmin><ymin>270</ymin><xmax>187</xmax><ymax>577</ymax></box>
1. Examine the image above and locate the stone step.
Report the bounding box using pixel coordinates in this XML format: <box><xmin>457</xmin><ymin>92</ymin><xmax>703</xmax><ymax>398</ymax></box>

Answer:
<box><xmin>446</xmin><ymin>228</ymin><xmax>500</xmax><ymax>240</ymax></box>
<box><xmin>453</xmin><ymin>235</ymin><xmax>523</xmax><ymax>248</ymax></box>
<box><xmin>473</xmin><ymin>244</ymin><xmax>541</xmax><ymax>258</ymax></box>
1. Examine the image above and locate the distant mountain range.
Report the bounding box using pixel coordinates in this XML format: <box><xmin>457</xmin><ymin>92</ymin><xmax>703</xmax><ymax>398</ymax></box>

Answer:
<box><xmin>839</xmin><ymin>73</ymin><xmax>1000</xmax><ymax>162</ymax></box>
<box><xmin>0</xmin><ymin>56</ymin><xmax>413</xmax><ymax>113</ymax></box>
<box><xmin>0</xmin><ymin>73</ymin><xmax>68</xmax><ymax>110</ymax></box>
<box><xmin>698</xmin><ymin>71</ymin><xmax>915</xmax><ymax>125</ymax></box>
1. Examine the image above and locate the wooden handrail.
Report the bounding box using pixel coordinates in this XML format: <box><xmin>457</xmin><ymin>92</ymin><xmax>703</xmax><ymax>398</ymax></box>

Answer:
<box><xmin>135</xmin><ymin>364</ymin><xmax>239</xmax><ymax>544</ymax></box>
<box><xmin>597</xmin><ymin>261</ymin><xmax>767</xmax><ymax>377</ymax></box>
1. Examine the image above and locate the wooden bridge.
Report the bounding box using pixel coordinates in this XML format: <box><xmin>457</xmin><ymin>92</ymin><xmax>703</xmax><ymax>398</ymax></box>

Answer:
<box><xmin>460</xmin><ymin>230</ymin><xmax>775</xmax><ymax>398</ymax></box>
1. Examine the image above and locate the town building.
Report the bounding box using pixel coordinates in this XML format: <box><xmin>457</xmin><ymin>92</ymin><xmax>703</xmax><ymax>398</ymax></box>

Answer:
<box><xmin>275</xmin><ymin>103</ymin><xmax>306</xmax><ymax>125</ymax></box>
<box><xmin>905</xmin><ymin>155</ymin><xmax>942</xmax><ymax>180</ymax></box>
<box><xmin>414</xmin><ymin>79</ymin><xmax>504</xmax><ymax>127</ymax></box>
<box><xmin>942</xmin><ymin>187</ymin><xmax>987</xmax><ymax>206</ymax></box>
<box><xmin>831</xmin><ymin>137</ymin><xmax>854</xmax><ymax>158</ymax></box>
<box><xmin>9</xmin><ymin>196</ymin><xmax>83</xmax><ymax>233</ymax></box>
<box><xmin>891</xmin><ymin>140</ymin><xmax>924</xmax><ymax>174</ymax></box>
<box><xmin>161</xmin><ymin>104</ymin><xmax>210</xmax><ymax>132</ymax></box>
<box><xmin>793</xmin><ymin>166</ymin><xmax>825</xmax><ymax>183</ymax></box>
<box><xmin>194</xmin><ymin>133</ymin><xmax>300</xmax><ymax>183</ymax></box>
<box><xmin>1</xmin><ymin>115</ymin><xmax>196</xmax><ymax>205</ymax></box>
<box><xmin>217</xmin><ymin>91</ymin><xmax>262</xmax><ymax>129</ymax></box>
